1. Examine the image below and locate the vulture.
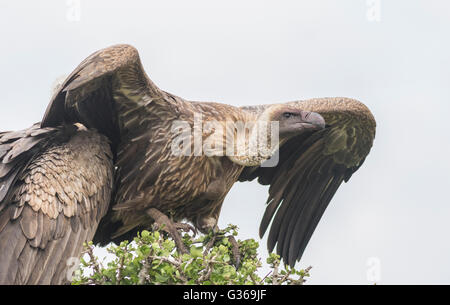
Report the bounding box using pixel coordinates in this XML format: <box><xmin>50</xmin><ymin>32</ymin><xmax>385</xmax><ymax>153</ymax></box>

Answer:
<box><xmin>0</xmin><ymin>44</ymin><xmax>376</xmax><ymax>284</ymax></box>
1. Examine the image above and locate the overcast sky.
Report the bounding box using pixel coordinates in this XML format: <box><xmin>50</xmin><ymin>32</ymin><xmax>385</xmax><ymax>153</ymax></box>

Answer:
<box><xmin>1</xmin><ymin>0</ymin><xmax>450</xmax><ymax>284</ymax></box>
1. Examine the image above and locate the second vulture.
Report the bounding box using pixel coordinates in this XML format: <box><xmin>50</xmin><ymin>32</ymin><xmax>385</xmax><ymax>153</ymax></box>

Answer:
<box><xmin>0</xmin><ymin>44</ymin><xmax>375</xmax><ymax>284</ymax></box>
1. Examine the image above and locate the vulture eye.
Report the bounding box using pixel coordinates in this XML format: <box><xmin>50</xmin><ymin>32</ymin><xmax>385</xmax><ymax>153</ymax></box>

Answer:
<box><xmin>282</xmin><ymin>112</ymin><xmax>295</xmax><ymax>119</ymax></box>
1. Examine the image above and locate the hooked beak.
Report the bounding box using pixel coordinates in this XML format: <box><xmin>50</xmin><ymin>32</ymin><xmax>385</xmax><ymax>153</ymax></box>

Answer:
<box><xmin>299</xmin><ymin>111</ymin><xmax>326</xmax><ymax>130</ymax></box>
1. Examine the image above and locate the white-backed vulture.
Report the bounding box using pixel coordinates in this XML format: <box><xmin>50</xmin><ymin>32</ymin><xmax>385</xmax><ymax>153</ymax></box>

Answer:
<box><xmin>0</xmin><ymin>44</ymin><xmax>375</xmax><ymax>283</ymax></box>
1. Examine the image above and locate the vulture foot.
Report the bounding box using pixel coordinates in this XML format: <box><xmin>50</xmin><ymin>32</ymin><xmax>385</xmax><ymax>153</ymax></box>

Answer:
<box><xmin>174</xmin><ymin>222</ymin><xmax>198</xmax><ymax>236</ymax></box>
<box><xmin>204</xmin><ymin>228</ymin><xmax>241</xmax><ymax>269</ymax></box>
<box><xmin>227</xmin><ymin>235</ymin><xmax>241</xmax><ymax>269</ymax></box>
<box><xmin>146</xmin><ymin>208</ymin><xmax>190</xmax><ymax>254</ymax></box>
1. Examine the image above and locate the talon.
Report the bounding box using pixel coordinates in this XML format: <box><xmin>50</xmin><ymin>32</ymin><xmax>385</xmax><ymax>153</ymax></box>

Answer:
<box><xmin>227</xmin><ymin>235</ymin><xmax>241</xmax><ymax>269</ymax></box>
<box><xmin>146</xmin><ymin>208</ymin><xmax>189</xmax><ymax>254</ymax></box>
<box><xmin>203</xmin><ymin>226</ymin><xmax>241</xmax><ymax>269</ymax></box>
<box><xmin>174</xmin><ymin>222</ymin><xmax>198</xmax><ymax>236</ymax></box>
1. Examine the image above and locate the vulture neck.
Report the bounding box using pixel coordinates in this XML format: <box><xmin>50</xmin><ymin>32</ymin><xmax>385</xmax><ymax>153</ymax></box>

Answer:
<box><xmin>226</xmin><ymin>110</ymin><xmax>281</xmax><ymax>167</ymax></box>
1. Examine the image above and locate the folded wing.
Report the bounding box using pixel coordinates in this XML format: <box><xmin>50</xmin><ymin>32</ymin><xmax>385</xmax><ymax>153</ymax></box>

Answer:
<box><xmin>0</xmin><ymin>124</ymin><xmax>113</xmax><ymax>284</ymax></box>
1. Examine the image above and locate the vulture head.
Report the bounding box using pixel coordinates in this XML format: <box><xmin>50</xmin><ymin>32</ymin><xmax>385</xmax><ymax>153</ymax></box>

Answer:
<box><xmin>264</xmin><ymin>105</ymin><xmax>326</xmax><ymax>138</ymax></box>
<box><xmin>227</xmin><ymin>105</ymin><xmax>325</xmax><ymax>167</ymax></box>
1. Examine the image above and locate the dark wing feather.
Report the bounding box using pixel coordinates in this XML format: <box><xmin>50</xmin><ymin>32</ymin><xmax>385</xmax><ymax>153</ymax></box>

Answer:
<box><xmin>0</xmin><ymin>124</ymin><xmax>113</xmax><ymax>284</ymax></box>
<box><xmin>239</xmin><ymin>97</ymin><xmax>376</xmax><ymax>267</ymax></box>
<box><xmin>40</xmin><ymin>44</ymin><xmax>183</xmax><ymax>246</ymax></box>
<box><xmin>41</xmin><ymin>44</ymin><xmax>172</xmax><ymax>152</ymax></box>
<box><xmin>0</xmin><ymin>124</ymin><xmax>59</xmax><ymax>204</ymax></box>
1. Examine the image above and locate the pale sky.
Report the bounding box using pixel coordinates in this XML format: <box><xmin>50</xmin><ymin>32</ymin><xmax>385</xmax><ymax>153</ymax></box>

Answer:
<box><xmin>1</xmin><ymin>0</ymin><xmax>450</xmax><ymax>284</ymax></box>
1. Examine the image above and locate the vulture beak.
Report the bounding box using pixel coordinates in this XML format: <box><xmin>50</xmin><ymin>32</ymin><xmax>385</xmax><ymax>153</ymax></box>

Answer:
<box><xmin>299</xmin><ymin>111</ymin><xmax>326</xmax><ymax>130</ymax></box>
<box><xmin>278</xmin><ymin>110</ymin><xmax>326</xmax><ymax>138</ymax></box>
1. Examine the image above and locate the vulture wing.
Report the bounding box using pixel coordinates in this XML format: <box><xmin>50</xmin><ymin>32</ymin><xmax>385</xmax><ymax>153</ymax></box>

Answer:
<box><xmin>239</xmin><ymin>97</ymin><xmax>376</xmax><ymax>267</ymax></box>
<box><xmin>39</xmin><ymin>44</ymin><xmax>181</xmax><ymax>247</ymax></box>
<box><xmin>0</xmin><ymin>124</ymin><xmax>113</xmax><ymax>284</ymax></box>
<box><xmin>41</xmin><ymin>44</ymin><xmax>175</xmax><ymax>151</ymax></box>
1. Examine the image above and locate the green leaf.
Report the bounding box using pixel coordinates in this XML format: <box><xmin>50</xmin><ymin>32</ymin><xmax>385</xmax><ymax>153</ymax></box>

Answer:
<box><xmin>190</xmin><ymin>246</ymin><xmax>203</xmax><ymax>258</ymax></box>
<box><xmin>223</xmin><ymin>254</ymin><xmax>230</xmax><ymax>262</ymax></box>
<box><xmin>155</xmin><ymin>273</ymin><xmax>169</xmax><ymax>283</ymax></box>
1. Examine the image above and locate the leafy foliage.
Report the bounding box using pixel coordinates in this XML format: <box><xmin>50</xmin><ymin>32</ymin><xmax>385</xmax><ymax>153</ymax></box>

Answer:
<box><xmin>72</xmin><ymin>224</ymin><xmax>311</xmax><ymax>285</ymax></box>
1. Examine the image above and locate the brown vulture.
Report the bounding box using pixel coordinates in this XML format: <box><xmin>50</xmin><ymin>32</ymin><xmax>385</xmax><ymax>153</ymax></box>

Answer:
<box><xmin>0</xmin><ymin>44</ymin><xmax>376</xmax><ymax>284</ymax></box>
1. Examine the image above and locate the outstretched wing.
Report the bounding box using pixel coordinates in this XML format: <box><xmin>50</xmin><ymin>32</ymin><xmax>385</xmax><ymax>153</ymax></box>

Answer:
<box><xmin>239</xmin><ymin>97</ymin><xmax>376</xmax><ymax>267</ymax></box>
<box><xmin>41</xmin><ymin>44</ymin><xmax>177</xmax><ymax>151</ymax></box>
<box><xmin>0</xmin><ymin>124</ymin><xmax>113</xmax><ymax>284</ymax></box>
<box><xmin>40</xmin><ymin>44</ymin><xmax>184</xmax><ymax>247</ymax></box>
